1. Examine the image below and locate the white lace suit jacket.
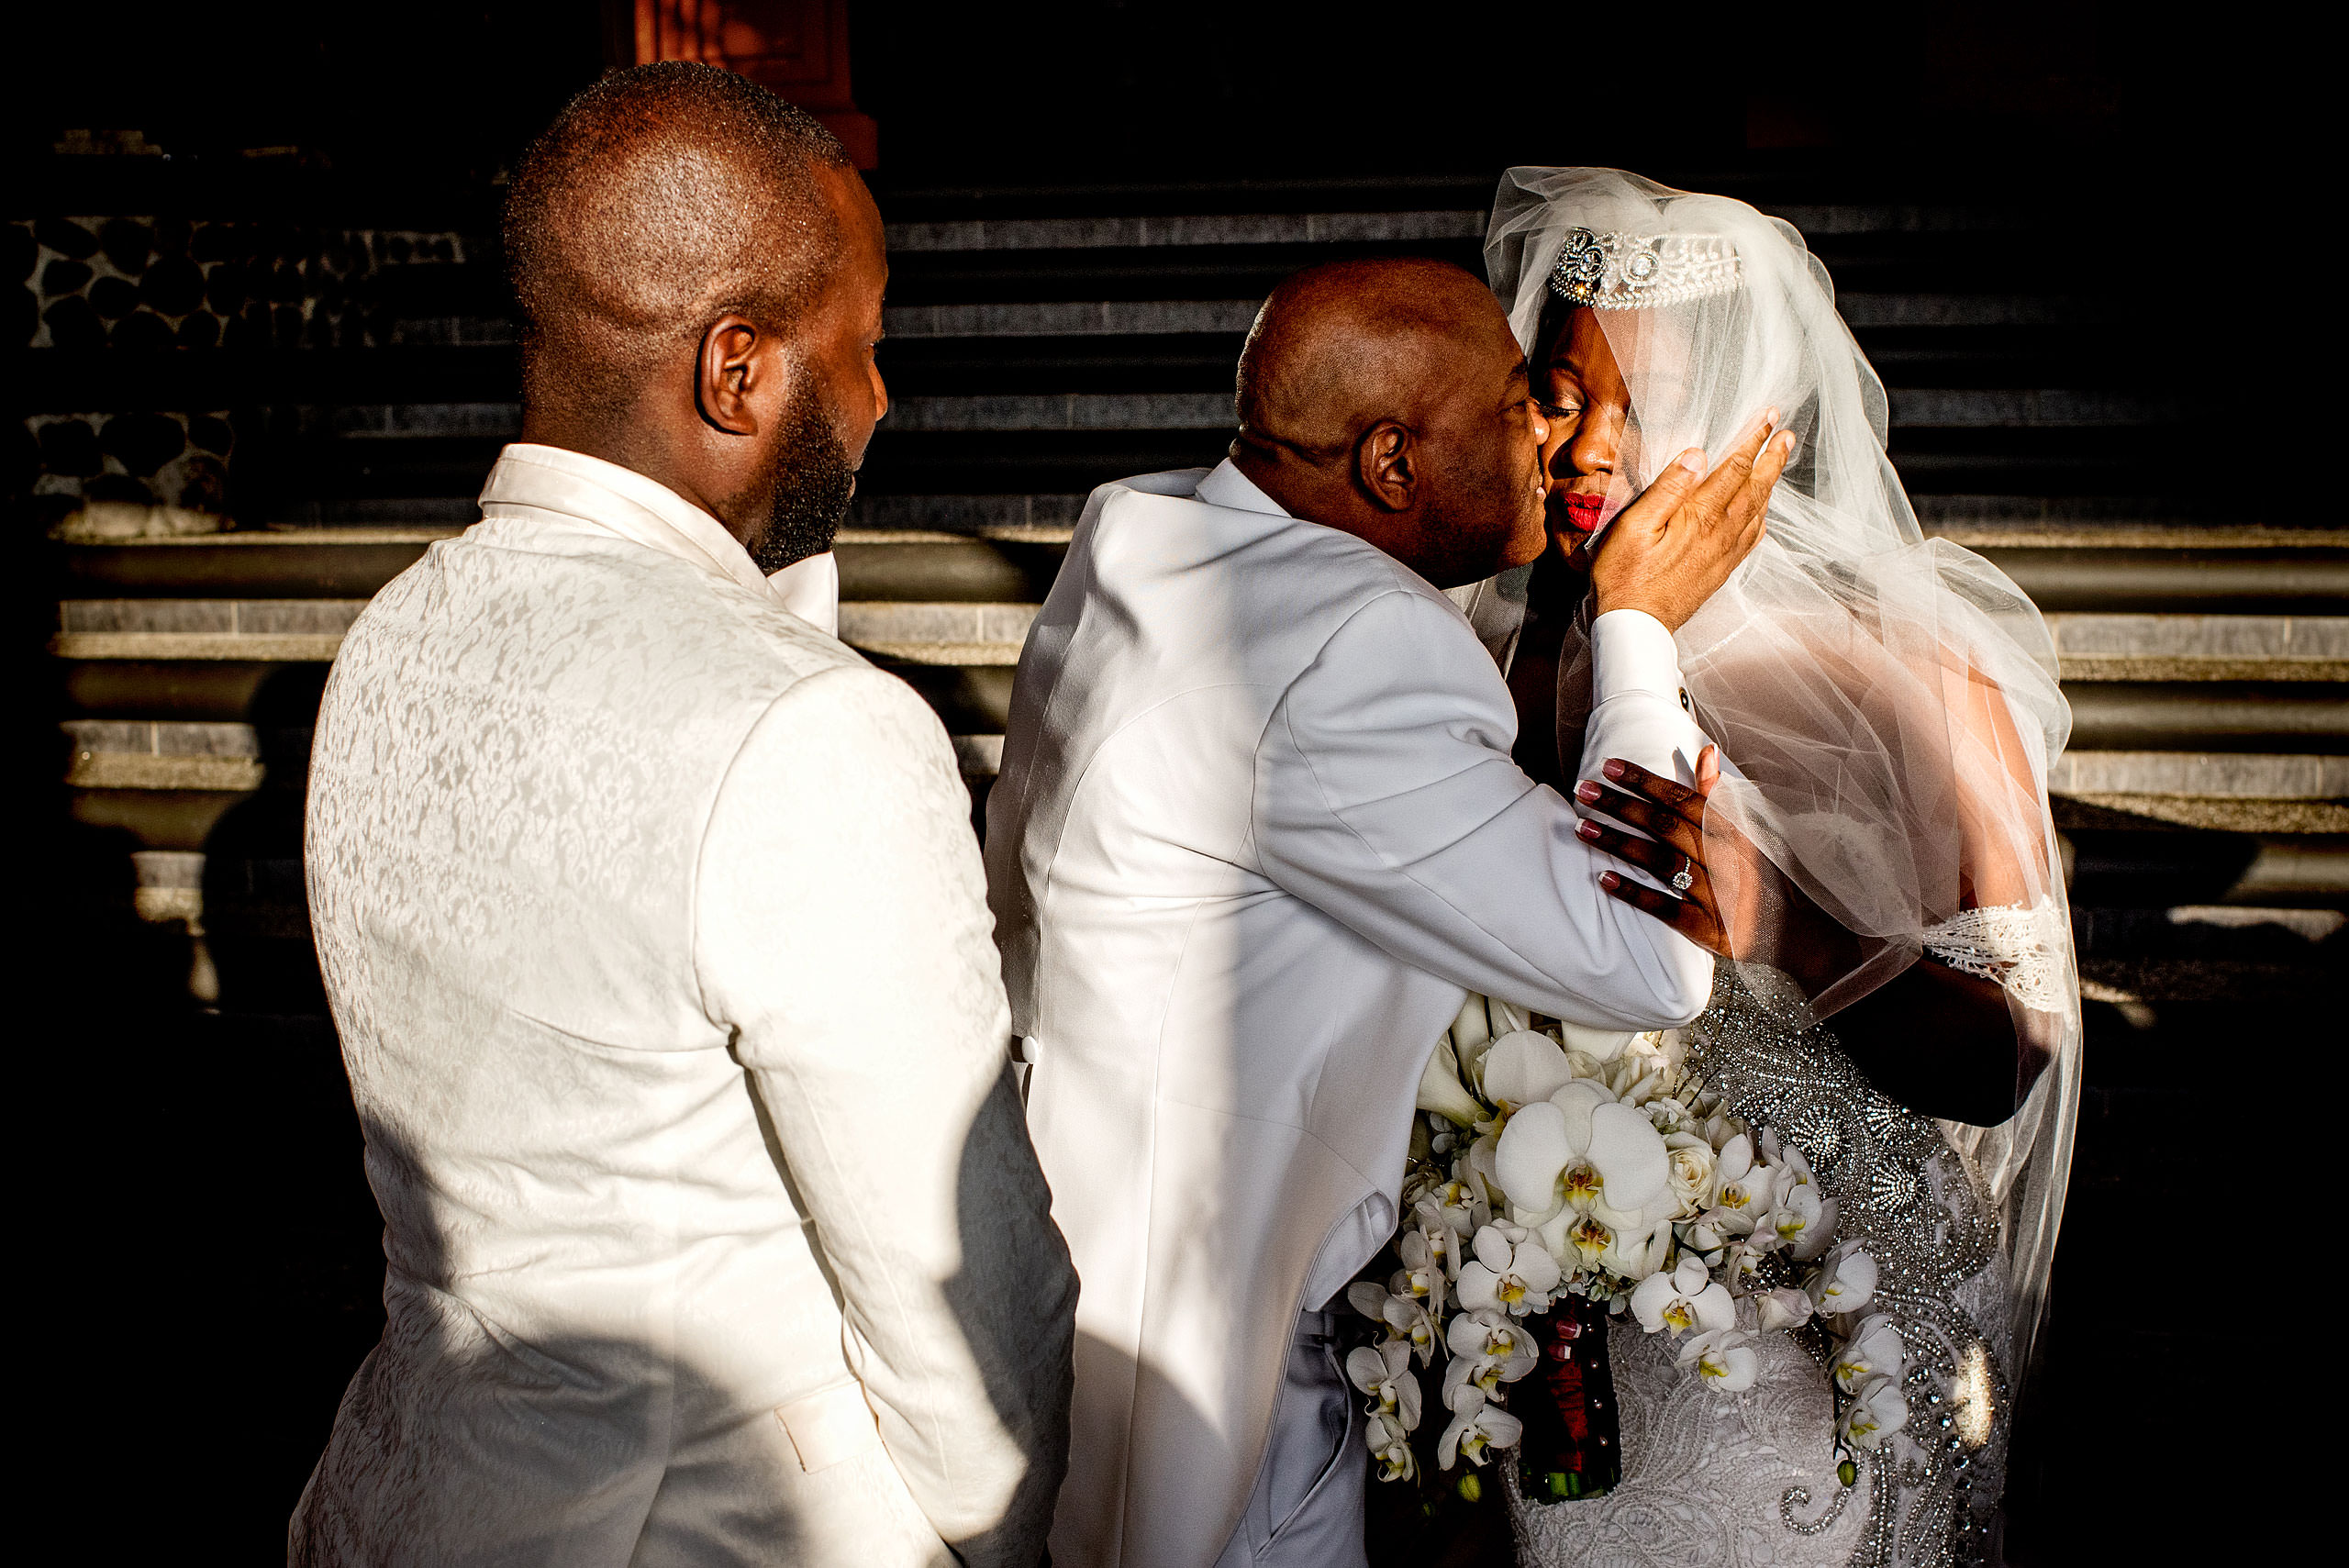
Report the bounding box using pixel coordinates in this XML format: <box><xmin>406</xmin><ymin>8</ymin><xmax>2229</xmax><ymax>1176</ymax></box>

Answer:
<box><xmin>984</xmin><ymin>462</ymin><xmax>1716</xmax><ymax>1568</ymax></box>
<box><xmin>295</xmin><ymin>444</ymin><xmax>1075</xmax><ymax>1567</ymax></box>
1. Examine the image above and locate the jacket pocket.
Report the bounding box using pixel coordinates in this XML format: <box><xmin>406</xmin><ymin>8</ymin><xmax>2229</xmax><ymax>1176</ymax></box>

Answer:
<box><xmin>1261</xmin><ymin>1329</ymin><xmax>1361</xmax><ymax>1545</ymax></box>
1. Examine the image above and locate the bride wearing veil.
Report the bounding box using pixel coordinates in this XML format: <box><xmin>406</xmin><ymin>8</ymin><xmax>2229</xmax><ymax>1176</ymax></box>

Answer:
<box><xmin>1468</xmin><ymin>169</ymin><xmax>2082</xmax><ymax>1566</ymax></box>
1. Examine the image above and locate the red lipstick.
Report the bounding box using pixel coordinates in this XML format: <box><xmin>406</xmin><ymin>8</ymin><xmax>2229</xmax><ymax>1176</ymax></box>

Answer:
<box><xmin>1558</xmin><ymin>492</ymin><xmax>1607</xmax><ymax>544</ymax></box>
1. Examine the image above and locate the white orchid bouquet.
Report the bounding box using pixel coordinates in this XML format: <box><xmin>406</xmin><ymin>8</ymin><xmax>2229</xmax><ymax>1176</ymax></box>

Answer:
<box><xmin>1346</xmin><ymin>993</ymin><xmax>1901</xmax><ymax>1498</ymax></box>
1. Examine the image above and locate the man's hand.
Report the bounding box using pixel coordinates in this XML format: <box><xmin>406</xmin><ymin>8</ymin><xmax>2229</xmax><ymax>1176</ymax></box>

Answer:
<box><xmin>1587</xmin><ymin>417</ymin><xmax>1794</xmax><ymax>631</ymax></box>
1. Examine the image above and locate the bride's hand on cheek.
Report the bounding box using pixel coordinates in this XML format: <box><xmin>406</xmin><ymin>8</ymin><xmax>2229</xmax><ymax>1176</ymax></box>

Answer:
<box><xmin>1586</xmin><ymin>417</ymin><xmax>1793</xmax><ymax>631</ymax></box>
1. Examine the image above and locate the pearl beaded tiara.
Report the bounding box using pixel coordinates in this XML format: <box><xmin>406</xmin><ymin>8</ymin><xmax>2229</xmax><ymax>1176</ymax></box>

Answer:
<box><xmin>1546</xmin><ymin>227</ymin><xmax>1744</xmax><ymax>309</ymax></box>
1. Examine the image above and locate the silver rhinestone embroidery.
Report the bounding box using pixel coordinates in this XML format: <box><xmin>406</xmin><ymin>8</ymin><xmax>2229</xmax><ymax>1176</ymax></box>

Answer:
<box><xmin>1690</xmin><ymin>971</ymin><xmax>2010</xmax><ymax>1568</ymax></box>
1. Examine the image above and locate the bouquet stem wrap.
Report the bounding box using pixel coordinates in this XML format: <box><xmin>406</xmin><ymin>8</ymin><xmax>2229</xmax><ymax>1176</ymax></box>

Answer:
<box><xmin>1518</xmin><ymin>1295</ymin><xmax>1621</xmax><ymax>1502</ymax></box>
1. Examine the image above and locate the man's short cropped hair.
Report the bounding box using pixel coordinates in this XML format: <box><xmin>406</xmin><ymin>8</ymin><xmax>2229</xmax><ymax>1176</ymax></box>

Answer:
<box><xmin>504</xmin><ymin>61</ymin><xmax>853</xmax><ymax>415</ymax></box>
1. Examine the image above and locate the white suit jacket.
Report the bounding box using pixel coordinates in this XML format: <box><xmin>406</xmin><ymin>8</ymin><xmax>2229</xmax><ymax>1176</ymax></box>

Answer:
<box><xmin>296</xmin><ymin>444</ymin><xmax>1075</xmax><ymax>1567</ymax></box>
<box><xmin>984</xmin><ymin>462</ymin><xmax>1715</xmax><ymax>1568</ymax></box>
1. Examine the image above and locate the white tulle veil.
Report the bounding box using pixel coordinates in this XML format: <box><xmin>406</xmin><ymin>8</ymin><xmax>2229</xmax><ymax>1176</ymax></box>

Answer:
<box><xmin>1484</xmin><ymin>167</ymin><xmax>2081</xmax><ymax>1386</ymax></box>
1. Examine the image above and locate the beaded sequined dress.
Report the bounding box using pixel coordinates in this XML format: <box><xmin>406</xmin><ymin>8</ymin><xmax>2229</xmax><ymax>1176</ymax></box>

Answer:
<box><xmin>1505</xmin><ymin>970</ymin><xmax>2012</xmax><ymax>1568</ymax></box>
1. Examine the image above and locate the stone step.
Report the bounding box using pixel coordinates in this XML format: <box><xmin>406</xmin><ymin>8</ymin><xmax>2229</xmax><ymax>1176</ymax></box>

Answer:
<box><xmin>55</xmin><ymin>593</ymin><xmax>2348</xmax><ymax>696</ymax></box>
<box><xmin>874</xmin><ymin>293</ymin><xmax>2111</xmax><ymax>339</ymax></box>
<box><xmin>2043</xmin><ymin>614</ymin><xmax>2349</xmax><ymax>681</ymax></box>
<box><xmin>64</xmin><ymin>717</ymin><xmax>2339</xmax><ymax>845</ymax></box>
<box><xmin>50</xmin><ymin>598</ymin><xmax>1038</xmax><ymax>668</ymax></box>
<box><xmin>2064</xmin><ymin>832</ymin><xmax>2349</xmax><ymax>908</ymax></box>
<box><xmin>2063</xmin><ymin>684</ymin><xmax>2346</xmax><ymax>752</ymax></box>
<box><xmin>52</xmin><ymin>598</ymin><xmax>361</xmax><ymax>661</ymax></box>
<box><xmin>251</xmin><ymin>385</ymin><xmax>2192</xmax><ymax>440</ymax></box>
<box><xmin>104</xmin><ymin>868</ymin><xmax>2343</xmax><ymax>977</ymax></box>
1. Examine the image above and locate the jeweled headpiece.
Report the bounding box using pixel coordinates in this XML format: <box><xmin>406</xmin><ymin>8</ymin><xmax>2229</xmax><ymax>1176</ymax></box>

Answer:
<box><xmin>1546</xmin><ymin>228</ymin><xmax>1743</xmax><ymax>310</ymax></box>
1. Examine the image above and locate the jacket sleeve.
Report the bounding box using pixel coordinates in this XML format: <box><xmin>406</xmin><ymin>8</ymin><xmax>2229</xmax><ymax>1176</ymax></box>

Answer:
<box><xmin>694</xmin><ymin>663</ymin><xmax>1074</xmax><ymax>1568</ymax></box>
<box><xmin>1255</xmin><ymin>590</ymin><xmax>1715</xmax><ymax>1029</ymax></box>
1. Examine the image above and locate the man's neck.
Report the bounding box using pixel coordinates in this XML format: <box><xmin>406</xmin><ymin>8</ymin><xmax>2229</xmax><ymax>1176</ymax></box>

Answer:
<box><xmin>519</xmin><ymin>410</ymin><xmax>746</xmax><ymax>547</ymax></box>
<box><xmin>1229</xmin><ymin>448</ymin><xmax>1323</xmax><ymax>524</ymax></box>
<box><xmin>1232</xmin><ymin>447</ymin><xmax>1456</xmax><ymax>583</ymax></box>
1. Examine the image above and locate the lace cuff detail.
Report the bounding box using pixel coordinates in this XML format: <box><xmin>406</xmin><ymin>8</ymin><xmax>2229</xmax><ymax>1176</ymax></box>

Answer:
<box><xmin>1921</xmin><ymin>897</ymin><xmax>2069</xmax><ymax>1013</ymax></box>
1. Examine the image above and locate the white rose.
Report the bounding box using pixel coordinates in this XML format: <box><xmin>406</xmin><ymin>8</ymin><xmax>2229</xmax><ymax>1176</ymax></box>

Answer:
<box><xmin>1664</xmin><ymin>1131</ymin><xmax>1715</xmax><ymax>1215</ymax></box>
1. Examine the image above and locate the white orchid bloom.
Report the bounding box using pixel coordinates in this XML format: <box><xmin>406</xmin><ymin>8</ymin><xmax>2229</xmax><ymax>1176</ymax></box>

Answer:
<box><xmin>1699</xmin><ymin>1132</ymin><xmax>1771</xmax><ymax>1237</ymax></box>
<box><xmin>1388</xmin><ymin>1227</ymin><xmax>1448</xmax><ymax>1312</ymax></box>
<box><xmin>1680</xmin><ymin>1216</ymin><xmax>1728</xmax><ymax>1255</ymax></box>
<box><xmin>1414</xmin><ymin>1178</ymin><xmax>1488</xmax><ymax>1258</ymax></box>
<box><xmin>1416</xmin><ymin>1034</ymin><xmax>1488</xmax><ymax>1129</ymax></box>
<box><xmin>1630</xmin><ymin>1255</ymin><xmax>1736</xmax><ymax>1338</ymax></box>
<box><xmin>1832</xmin><ymin>1314</ymin><xmax>1909</xmax><ymax>1393</ymax></box>
<box><xmin>1414</xmin><ymin>1218</ymin><xmax>1462</xmax><ymax>1285</ymax></box>
<box><xmin>1536</xmin><ymin>1203</ymin><xmax>1616</xmax><ymax>1273</ymax></box>
<box><xmin>1345</xmin><ymin>1339</ymin><xmax>1424</xmax><ymax>1432</ymax></box>
<box><xmin>1436</xmin><ymin>1391</ymin><xmax>1524</xmax><ymax>1469</ymax></box>
<box><xmin>1753</xmin><ymin>1178</ymin><xmax>1833</xmax><ymax>1261</ymax></box>
<box><xmin>1675</xmin><ymin>1327</ymin><xmax>1762</xmax><ymax>1393</ymax></box>
<box><xmin>1840</xmin><ymin>1374</ymin><xmax>1910</xmax><ymax>1451</ymax></box>
<box><xmin>1365</xmin><ymin>1410</ymin><xmax>1419</xmax><ymax>1482</ymax></box>
<box><xmin>1348</xmin><ymin>1280</ymin><xmax>1441</xmax><ymax>1365</ymax></box>
<box><xmin>1444</xmin><ymin>1309</ymin><xmax>1540</xmax><ymax>1402</ymax></box>
<box><xmin>1718</xmin><ymin>1240</ymin><xmax>1770</xmax><ymax>1296</ymax></box>
<box><xmin>1493</xmin><ymin>1075</ymin><xmax>1672</xmax><ymax>1225</ymax></box>
<box><xmin>1457</xmin><ymin>1222</ymin><xmax>1562</xmax><ymax>1316</ymax></box>
<box><xmin>1599</xmin><ymin>1217</ymin><xmax>1675</xmax><ymax>1281</ymax></box>
<box><xmin>1808</xmin><ymin>1243</ymin><xmax>1879</xmax><ymax>1318</ymax></box>
<box><xmin>1755</xmin><ymin>1286</ymin><xmax>1816</xmax><ymax>1332</ymax></box>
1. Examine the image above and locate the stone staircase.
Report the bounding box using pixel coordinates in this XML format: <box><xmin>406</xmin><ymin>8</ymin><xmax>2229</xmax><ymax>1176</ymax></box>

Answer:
<box><xmin>27</xmin><ymin>181</ymin><xmax>2345</xmax><ymax>1015</ymax></box>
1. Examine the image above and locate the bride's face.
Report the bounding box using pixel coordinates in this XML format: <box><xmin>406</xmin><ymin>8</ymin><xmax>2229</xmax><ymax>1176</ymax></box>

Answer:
<box><xmin>1531</xmin><ymin>306</ymin><xmax>1654</xmax><ymax>554</ymax></box>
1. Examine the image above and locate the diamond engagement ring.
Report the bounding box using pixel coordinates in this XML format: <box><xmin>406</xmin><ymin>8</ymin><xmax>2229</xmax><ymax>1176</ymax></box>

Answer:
<box><xmin>1670</xmin><ymin>854</ymin><xmax>1695</xmax><ymax>893</ymax></box>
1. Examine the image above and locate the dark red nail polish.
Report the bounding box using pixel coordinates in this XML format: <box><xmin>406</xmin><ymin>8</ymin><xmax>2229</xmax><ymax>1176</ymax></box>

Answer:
<box><xmin>1599</xmin><ymin>871</ymin><xmax>1620</xmax><ymax>890</ymax></box>
<box><xmin>1576</xmin><ymin>819</ymin><xmax>1601</xmax><ymax>840</ymax></box>
<box><xmin>1575</xmin><ymin>781</ymin><xmax>1602</xmax><ymax>803</ymax></box>
<box><xmin>1602</xmin><ymin>759</ymin><xmax>1626</xmax><ymax>780</ymax></box>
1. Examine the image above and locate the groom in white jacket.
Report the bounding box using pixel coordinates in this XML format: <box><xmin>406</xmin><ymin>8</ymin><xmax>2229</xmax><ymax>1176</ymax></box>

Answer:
<box><xmin>295</xmin><ymin>64</ymin><xmax>1074</xmax><ymax>1566</ymax></box>
<box><xmin>985</xmin><ymin>259</ymin><xmax>1788</xmax><ymax>1568</ymax></box>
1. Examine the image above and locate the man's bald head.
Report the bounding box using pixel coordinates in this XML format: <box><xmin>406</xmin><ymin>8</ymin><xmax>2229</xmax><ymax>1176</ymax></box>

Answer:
<box><xmin>1230</xmin><ymin>258</ymin><xmax>1552</xmax><ymax>587</ymax></box>
<box><xmin>505</xmin><ymin>61</ymin><xmax>855</xmax><ymax>418</ymax></box>
<box><xmin>1236</xmin><ymin>257</ymin><xmax>1506</xmax><ymax>462</ymax></box>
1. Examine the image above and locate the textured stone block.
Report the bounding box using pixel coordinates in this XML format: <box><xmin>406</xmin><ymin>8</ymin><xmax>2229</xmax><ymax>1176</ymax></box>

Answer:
<box><xmin>2051</xmin><ymin>751</ymin><xmax>2349</xmax><ymax>798</ymax></box>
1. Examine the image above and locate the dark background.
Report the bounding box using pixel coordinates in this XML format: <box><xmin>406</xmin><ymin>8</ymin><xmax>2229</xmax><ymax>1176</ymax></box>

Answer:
<box><xmin>7</xmin><ymin>3</ymin><xmax>2316</xmax><ymax>1561</ymax></box>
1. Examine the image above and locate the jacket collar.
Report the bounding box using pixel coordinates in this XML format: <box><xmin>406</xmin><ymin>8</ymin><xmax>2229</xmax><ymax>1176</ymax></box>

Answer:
<box><xmin>476</xmin><ymin>443</ymin><xmax>838</xmax><ymax>635</ymax></box>
<box><xmin>1193</xmin><ymin>458</ymin><xmax>1291</xmax><ymax>518</ymax></box>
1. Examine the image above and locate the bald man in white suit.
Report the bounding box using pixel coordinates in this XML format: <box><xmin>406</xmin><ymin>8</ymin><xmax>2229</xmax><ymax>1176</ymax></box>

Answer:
<box><xmin>986</xmin><ymin>258</ymin><xmax>1790</xmax><ymax>1568</ymax></box>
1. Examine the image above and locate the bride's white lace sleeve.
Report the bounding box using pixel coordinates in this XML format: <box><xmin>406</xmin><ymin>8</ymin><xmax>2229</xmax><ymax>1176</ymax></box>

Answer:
<box><xmin>1919</xmin><ymin>896</ymin><xmax>2068</xmax><ymax>1013</ymax></box>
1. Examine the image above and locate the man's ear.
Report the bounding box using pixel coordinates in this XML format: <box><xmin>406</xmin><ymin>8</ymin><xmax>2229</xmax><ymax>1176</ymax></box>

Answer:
<box><xmin>696</xmin><ymin>313</ymin><xmax>770</xmax><ymax>436</ymax></box>
<box><xmin>1355</xmin><ymin>420</ymin><xmax>1416</xmax><ymax>513</ymax></box>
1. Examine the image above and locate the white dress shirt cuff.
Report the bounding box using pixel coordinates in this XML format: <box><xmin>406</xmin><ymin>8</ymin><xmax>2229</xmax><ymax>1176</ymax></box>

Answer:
<box><xmin>1589</xmin><ymin>608</ymin><xmax>1684</xmax><ymax>706</ymax></box>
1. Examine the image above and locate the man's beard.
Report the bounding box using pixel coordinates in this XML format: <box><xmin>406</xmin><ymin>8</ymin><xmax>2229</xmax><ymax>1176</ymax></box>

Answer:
<box><xmin>745</xmin><ymin>377</ymin><xmax>856</xmax><ymax>574</ymax></box>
